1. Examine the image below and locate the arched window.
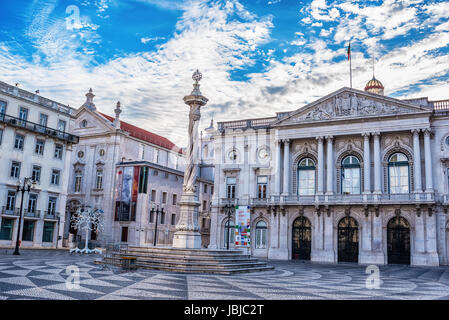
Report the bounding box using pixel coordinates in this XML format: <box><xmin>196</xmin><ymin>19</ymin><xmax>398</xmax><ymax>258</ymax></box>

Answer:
<box><xmin>224</xmin><ymin>220</ymin><xmax>234</xmax><ymax>247</ymax></box>
<box><xmin>255</xmin><ymin>221</ymin><xmax>267</xmax><ymax>249</ymax></box>
<box><xmin>341</xmin><ymin>155</ymin><xmax>361</xmax><ymax>194</ymax></box>
<box><xmin>297</xmin><ymin>158</ymin><xmax>316</xmax><ymax>195</ymax></box>
<box><xmin>388</xmin><ymin>152</ymin><xmax>409</xmax><ymax>194</ymax></box>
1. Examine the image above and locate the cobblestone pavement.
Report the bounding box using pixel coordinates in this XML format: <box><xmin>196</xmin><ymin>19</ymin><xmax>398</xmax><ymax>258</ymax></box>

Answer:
<box><xmin>1</xmin><ymin>250</ymin><xmax>449</xmax><ymax>300</ymax></box>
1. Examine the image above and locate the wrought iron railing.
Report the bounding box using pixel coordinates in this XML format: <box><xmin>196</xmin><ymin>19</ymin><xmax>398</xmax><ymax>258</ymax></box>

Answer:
<box><xmin>44</xmin><ymin>211</ymin><xmax>59</xmax><ymax>219</ymax></box>
<box><xmin>0</xmin><ymin>113</ymin><xmax>79</xmax><ymax>144</ymax></box>
<box><xmin>25</xmin><ymin>210</ymin><xmax>41</xmax><ymax>218</ymax></box>
<box><xmin>1</xmin><ymin>207</ymin><xmax>20</xmax><ymax>216</ymax></box>
<box><xmin>217</xmin><ymin>117</ymin><xmax>277</xmax><ymax>131</ymax></box>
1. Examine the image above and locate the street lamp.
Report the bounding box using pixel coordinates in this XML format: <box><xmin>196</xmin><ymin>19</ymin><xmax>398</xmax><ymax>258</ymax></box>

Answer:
<box><xmin>150</xmin><ymin>205</ymin><xmax>164</xmax><ymax>246</ymax></box>
<box><xmin>13</xmin><ymin>177</ymin><xmax>35</xmax><ymax>255</ymax></box>
<box><xmin>223</xmin><ymin>204</ymin><xmax>235</xmax><ymax>250</ymax></box>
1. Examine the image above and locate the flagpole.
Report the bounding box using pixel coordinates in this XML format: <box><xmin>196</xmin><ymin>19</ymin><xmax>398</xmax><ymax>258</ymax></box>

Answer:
<box><xmin>349</xmin><ymin>42</ymin><xmax>352</xmax><ymax>89</ymax></box>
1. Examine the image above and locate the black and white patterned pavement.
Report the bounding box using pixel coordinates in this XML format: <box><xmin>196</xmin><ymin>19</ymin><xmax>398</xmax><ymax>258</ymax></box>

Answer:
<box><xmin>1</xmin><ymin>250</ymin><xmax>449</xmax><ymax>300</ymax></box>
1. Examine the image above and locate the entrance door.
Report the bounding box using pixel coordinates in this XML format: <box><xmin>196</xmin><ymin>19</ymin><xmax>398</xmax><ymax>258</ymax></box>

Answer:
<box><xmin>121</xmin><ymin>227</ymin><xmax>128</xmax><ymax>242</ymax></box>
<box><xmin>338</xmin><ymin>216</ymin><xmax>359</xmax><ymax>263</ymax></box>
<box><xmin>387</xmin><ymin>216</ymin><xmax>410</xmax><ymax>264</ymax></box>
<box><xmin>292</xmin><ymin>216</ymin><xmax>311</xmax><ymax>260</ymax></box>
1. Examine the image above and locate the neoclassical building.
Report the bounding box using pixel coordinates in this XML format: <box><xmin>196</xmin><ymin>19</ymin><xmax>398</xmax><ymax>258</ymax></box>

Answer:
<box><xmin>209</xmin><ymin>77</ymin><xmax>449</xmax><ymax>266</ymax></box>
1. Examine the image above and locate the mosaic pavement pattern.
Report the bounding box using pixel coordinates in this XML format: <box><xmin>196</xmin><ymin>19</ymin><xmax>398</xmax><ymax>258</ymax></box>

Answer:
<box><xmin>1</xmin><ymin>251</ymin><xmax>449</xmax><ymax>300</ymax></box>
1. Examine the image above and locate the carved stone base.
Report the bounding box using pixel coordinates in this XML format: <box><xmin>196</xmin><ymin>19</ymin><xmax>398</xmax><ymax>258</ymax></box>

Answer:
<box><xmin>411</xmin><ymin>252</ymin><xmax>439</xmax><ymax>266</ymax></box>
<box><xmin>172</xmin><ymin>231</ymin><xmax>202</xmax><ymax>249</ymax></box>
<box><xmin>172</xmin><ymin>191</ymin><xmax>202</xmax><ymax>249</ymax></box>
<box><xmin>359</xmin><ymin>250</ymin><xmax>385</xmax><ymax>265</ymax></box>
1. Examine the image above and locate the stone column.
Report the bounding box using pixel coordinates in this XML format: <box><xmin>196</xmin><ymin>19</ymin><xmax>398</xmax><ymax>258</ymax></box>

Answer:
<box><xmin>282</xmin><ymin>139</ymin><xmax>290</xmax><ymax>196</ymax></box>
<box><xmin>363</xmin><ymin>133</ymin><xmax>371</xmax><ymax>194</ymax></box>
<box><xmin>373</xmin><ymin>132</ymin><xmax>381</xmax><ymax>194</ymax></box>
<box><xmin>173</xmin><ymin>70</ymin><xmax>208</xmax><ymax>249</ymax></box>
<box><xmin>317</xmin><ymin>137</ymin><xmax>324</xmax><ymax>194</ymax></box>
<box><xmin>412</xmin><ymin>129</ymin><xmax>422</xmax><ymax>193</ymax></box>
<box><xmin>275</xmin><ymin>139</ymin><xmax>281</xmax><ymax>195</ymax></box>
<box><xmin>423</xmin><ymin>129</ymin><xmax>433</xmax><ymax>193</ymax></box>
<box><xmin>326</xmin><ymin>136</ymin><xmax>334</xmax><ymax>195</ymax></box>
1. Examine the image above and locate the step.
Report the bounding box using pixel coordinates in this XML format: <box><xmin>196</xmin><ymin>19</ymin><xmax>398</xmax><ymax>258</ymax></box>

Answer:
<box><xmin>112</xmin><ymin>252</ymin><xmax>254</xmax><ymax>262</ymax></box>
<box><xmin>126</xmin><ymin>246</ymin><xmax>246</xmax><ymax>255</ymax></box>
<box><xmin>128</xmin><ymin>263</ymin><xmax>274</xmax><ymax>274</ymax></box>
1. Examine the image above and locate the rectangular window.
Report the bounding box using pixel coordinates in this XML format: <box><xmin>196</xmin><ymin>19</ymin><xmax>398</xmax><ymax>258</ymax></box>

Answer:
<box><xmin>0</xmin><ymin>129</ymin><xmax>3</xmax><ymax>145</ymax></box>
<box><xmin>22</xmin><ymin>220</ymin><xmax>35</xmax><ymax>241</ymax></box>
<box><xmin>160</xmin><ymin>211</ymin><xmax>165</xmax><ymax>224</ymax></box>
<box><xmin>10</xmin><ymin>161</ymin><xmax>20</xmax><ymax>178</ymax></box>
<box><xmin>95</xmin><ymin>169</ymin><xmax>103</xmax><ymax>189</ymax></box>
<box><xmin>172</xmin><ymin>194</ymin><xmax>177</xmax><ymax>206</ymax></box>
<box><xmin>151</xmin><ymin>190</ymin><xmax>157</xmax><ymax>202</ymax></box>
<box><xmin>171</xmin><ymin>214</ymin><xmax>176</xmax><ymax>225</ymax></box>
<box><xmin>27</xmin><ymin>193</ymin><xmax>38</xmax><ymax>213</ymax></box>
<box><xmin>149</xmin><ymin>209</ymin><xmax>154</xmax><ymax>223</ymax></box>
<box><xmin>39</xmin><ymin>114</ymin><xmax>48</xmax><ymax>127</ymax></box>
<box><xmin>74</xmin><ymin>171</ymin><xmax>82</xmax><ymax>193</ymax></box>
<box><xmin>257</xmin><ymin>176</ymin><xmax>268</xmax><ymax>199</ymax></box>
<box><xmin>211</xmin><ymin>186</ymin><xmax>214</xmax><ymax>195</ymax></box>
<box><xmin>57</xmin><ymin>120</ymin><xmax>66</xmax><ymax>132</ymax></box>
<box><xmin>204</xmin><ymin>184</ymin><xmax>208</xmax><ymax>193</ymax></box>
<box><xmin>47</xmin><ymin>197</ymin><xmax>57</xmax><ymax>215</ymax></box>
<box><xmin>226</xmin><ymin>177</ymin><xmax>236</xmax><ymax>199</ymax></box>
<box><xmin>6</xmin><ymin>191</ymin><xmax>16</xmax><ymax>211</ymax></box>
<box><xmin>51</xmin><ymin>170</ymin><xmax>60</xmax><ymax>185</ymax></box>
<box><xmin>202</xmin><ymin>217</ymin><xmax>208</xmax><ymax>229</ymax></box>
<box><xmin>203</xmin><ymin>200</ymin><xmax>207</xmax><ymax>211</ymax></box>
<box><xmin>162</xmin><ymin>192</ymin><xmax>167</xmax><ymax>204</ymax></box>
<box><xmin>35</xmin><ymin>139</ymin><xmax>45</xmax><ymax>155</ymax></box>
<box><xmin>14</xmin><ymin>134</ymin><xmax>24</xmax><ymax>150</ymax></box>
<box><xmin>54</xmin><ymin>144</ymin><xmax>63</xmax><ymax>159</ymax></box>
<box><xmin>0</xmin><ymin>100</ymin><xmax>6</xmax><ymax>119</ymax></box>
<box><xmin>19</xmin><ymin>107</ymin><xmax>28</xmax><ymax>125</ymax></box>
<box><xmin>42</xmin><ymin>221</ymin><xmax>54</xmax><ymax>243</ymax></box>
<box><xmin>0</xmin><ymin>218</ymin><xmax>13</xmax><ymax>240</ymax></box>
<box><xmin>32</xmin><ymin>165</ymin><xmax>41</xmax><ymax>183</ymax></box>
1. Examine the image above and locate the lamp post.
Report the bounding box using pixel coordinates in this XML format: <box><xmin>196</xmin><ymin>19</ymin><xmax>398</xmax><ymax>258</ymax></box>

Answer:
<box><xmin>55</xmin><ymin>212</ymin><xmax>61</xmax><ymax>249</ymax></box>
<box><xmin>150</xmin><ymin>205</ymin><xmax>164</xmax><ymax>246</ymax></box>
<box><xmin>13</xmin><ymin>177</ymin><xmax>34</xmax><ymax>255</ymax></box>
<box><xmin>223</xmin><ymin>204</ymin><xmax>235</xmax><ymax>250</ymax></box>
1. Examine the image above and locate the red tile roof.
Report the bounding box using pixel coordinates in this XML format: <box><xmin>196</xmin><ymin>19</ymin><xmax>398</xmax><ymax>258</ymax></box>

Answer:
<box><xmin>100</xmin><ymin>113</ymin><xmax>183</xmax><ymax>154</ymax></box>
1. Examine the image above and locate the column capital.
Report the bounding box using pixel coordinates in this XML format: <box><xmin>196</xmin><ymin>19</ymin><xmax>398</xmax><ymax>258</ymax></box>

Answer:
<box><xmin>362</xmin><ymin>132</ymin><xmax>370</xmax><ymax>138</ymax></box>
<box><xmin>281</xmin><ymin>138</ymin><xmax>291</xmax><ymax>144</ymax></box>
<box><xmin>411</xmin><ymin>129</ymin><xmax>421</xmax><ymax>135</ymax></box>
<box><xmin>325</xmin><ymin>135</ymin><xmax>334</xmax><ymax>141</ymax></box>
<box><xmin>423</xmin><ymin>128</ymin><xmax>432</xmax><ymax>136</ymax></box>
<box><xmin>316</xmin><ymin>136</ymin><xmax>324</xmax><ymax>142</ymax></box>
<box><xmin>372</xmin><ymin>131</ymin><xmax>380</xmax><ymax>137</ymax></box>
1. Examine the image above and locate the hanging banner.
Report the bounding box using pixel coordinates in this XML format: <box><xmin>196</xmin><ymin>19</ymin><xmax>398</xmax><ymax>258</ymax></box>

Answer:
<box><xmin>234</xmin><ymin>205</ymin><xmax>251</xmax><ymax>247</ymax></box>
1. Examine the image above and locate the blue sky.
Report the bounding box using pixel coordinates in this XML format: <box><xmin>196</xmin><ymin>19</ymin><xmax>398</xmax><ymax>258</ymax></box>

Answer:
<box><xmin>0</xmin><ymin>0</ymin><xmax>448</xmax><ymax>146</ymax></box>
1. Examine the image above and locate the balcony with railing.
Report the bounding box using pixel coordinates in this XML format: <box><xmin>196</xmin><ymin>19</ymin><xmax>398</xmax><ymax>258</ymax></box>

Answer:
<box><xmin>1</xmin><ymin>207</ymin><xmax>20</xmax><ymax>216</ymax></box>
<box><xmin>0</xmin><ymin>113</ymin><xmax>79</xmax><ymax>144</ymax></box>
<box><xmin>217</xmin><ymin>117</ymin><xmax>277</xmax><ymax>132</ymax></box>
<box><xmin>25</xmin><ymin>210</ymin><xmax>41</xmax><ymax>218</ymax></box>
<box><xmin>432</xmin><ymin>99</ymin><xmax>449</xmax><ymax>111</ymax></box>
<box><xmin>44</xmin><ymin>211</ymin><xmax>59</xmax><ymax>220</ymax></box>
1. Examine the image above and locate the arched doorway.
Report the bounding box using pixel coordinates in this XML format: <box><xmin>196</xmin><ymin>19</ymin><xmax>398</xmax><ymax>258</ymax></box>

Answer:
<box><xmin>292</xmin><ymin>216</ymin><xmax>311</xmax><ymax>260</ymax></box>
<box><xmin>387</xmin><ymin>216</ymin><xmax>410</xmax><ymax>264</ymax></box>
<box><xmin>338</xmin><ymin>216</ymin><xmax>359</xmax><ymax>263</ymax></box>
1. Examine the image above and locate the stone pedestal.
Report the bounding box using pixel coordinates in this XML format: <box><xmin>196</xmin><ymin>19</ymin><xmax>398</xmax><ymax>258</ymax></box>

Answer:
<box><xmin>172</xmin><ymin>192</ymin><xmax>202</xmax><ymax>249</ymax></box>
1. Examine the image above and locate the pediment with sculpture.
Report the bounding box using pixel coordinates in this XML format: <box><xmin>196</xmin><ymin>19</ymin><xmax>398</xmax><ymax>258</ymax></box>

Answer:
<box><xmin>277</xmin><ymin>89</ymin><xmax>429</xmax><ymax>125</ymax></box>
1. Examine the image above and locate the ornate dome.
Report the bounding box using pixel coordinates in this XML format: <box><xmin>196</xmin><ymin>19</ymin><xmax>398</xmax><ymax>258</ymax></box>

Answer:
<box><xmin>364</xmin><ymin>76</ymin><xmax>384</xmax><ymax>95</ymax></box>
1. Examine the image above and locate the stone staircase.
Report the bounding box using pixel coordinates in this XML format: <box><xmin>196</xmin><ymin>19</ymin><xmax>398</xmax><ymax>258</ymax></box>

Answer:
<box><xmin>101</xmin><ymin>246</ymin><xmax>274</xmax><ymax>274</ymax></box>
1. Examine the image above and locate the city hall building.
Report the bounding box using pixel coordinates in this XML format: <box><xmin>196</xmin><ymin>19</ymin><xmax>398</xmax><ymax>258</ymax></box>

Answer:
<box><xmin>208</xmin><ymin>77</ymin><xmax>449</xmax><ymax>266</ymax></box>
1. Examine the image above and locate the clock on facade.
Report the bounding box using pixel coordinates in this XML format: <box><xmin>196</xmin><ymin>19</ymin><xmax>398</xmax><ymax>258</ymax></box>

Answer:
<box><xmin>228</xmin><ymin>150</ymin><xmax>238</xmax><ymax>160</ymax></box>
<box><xmin>258</xmin><ymin>147</ymin><xmax>269</xmax><ymax>160</ymax></box>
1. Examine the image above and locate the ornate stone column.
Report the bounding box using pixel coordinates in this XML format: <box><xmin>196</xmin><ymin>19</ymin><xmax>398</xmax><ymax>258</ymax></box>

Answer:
<box><xmin>316</xmin><ymin>136</ymin><xmax>324</xmax><ymax>194</ymax></box>
<box><xmin>173</xmin><ymin>70</ymin><xmax>208</xmax><ymax>249</ymax></box>
<box><xmin>373</xmin><ymin>132</ymin><xmax>381</xmax><ymax>194</ymax></box>
<box><xmin>326</xmin><ymin>136</ymin><xmax>334</xmax><ymax>195</ymax></box>
<box><xmin>275</xmin><ymin>139</ymin><xmax>281</xmax><ymax>195</ymax></box>
<box><xmin>282</xmin><ymin>139</ymin><xmax>290</xmax><ymax>196</ymax></box>
<box><xmin>362</xmin><ymin>133</ymin><xmax>371</xmax><ymax>194</ymax></box>
<box><xmin>412</xmin><ymin>129</ymin><xmax>422</xmax><ymax>193</ymax></box>
<box><xmin>423</xmin><ymin>128</ymin><xmax>433</xmax><ymax>193</ymax></box>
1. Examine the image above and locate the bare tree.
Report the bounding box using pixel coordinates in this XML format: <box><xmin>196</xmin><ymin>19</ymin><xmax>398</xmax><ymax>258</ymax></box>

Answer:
<box><xmin>70</xmin><ymin>206</ymin><xmax>104</xmax><ymax>254</ymax></box>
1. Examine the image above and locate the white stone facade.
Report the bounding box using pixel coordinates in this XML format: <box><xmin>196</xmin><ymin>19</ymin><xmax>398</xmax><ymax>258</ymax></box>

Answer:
<box><xmin>0</xmin><ymin>81</ymin><xmax>77</xmax><ymax>249</ymax></box>
<box><xmin>209</xmin><ymin>86</ymin><xmax>449</xmax><ymax>267</ymax></box>
<box><xmin>65</xmin><ymin>91</ymin><xmax>213</xmax><ymax>248</ymax></box>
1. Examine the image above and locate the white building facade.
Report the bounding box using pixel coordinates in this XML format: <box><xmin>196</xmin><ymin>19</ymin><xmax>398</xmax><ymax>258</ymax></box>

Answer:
<box><xmin>0</xmin><ymin>81</ymin><xmax>78</xmax><ymax>248</ymax></box>
<box><xmin>65</xmin><ymin>90</ymin><xmax>213</xmax><ymax>247</ymax></box>
<box><xmin>209</xmin><ymin>79</ymin><xmax>449</xmax><ymax>267</ymax></box>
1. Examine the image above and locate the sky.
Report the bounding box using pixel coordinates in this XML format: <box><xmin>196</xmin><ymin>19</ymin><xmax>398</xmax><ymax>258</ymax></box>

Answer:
<box><xmin>0</xmin><ymin>0</ymin><xmax>448</xmax><ymax>147</ymax></box>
